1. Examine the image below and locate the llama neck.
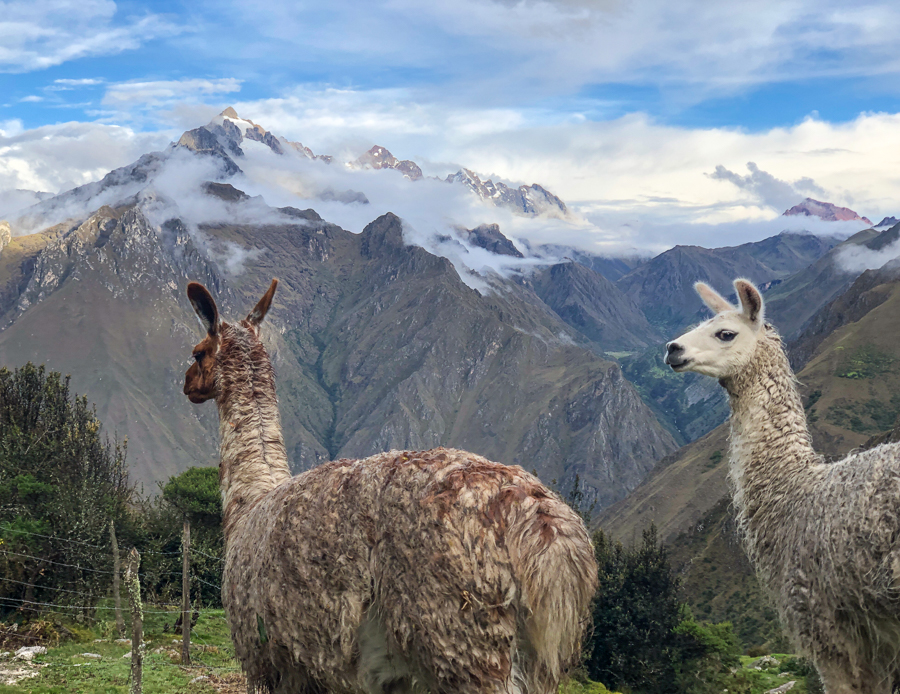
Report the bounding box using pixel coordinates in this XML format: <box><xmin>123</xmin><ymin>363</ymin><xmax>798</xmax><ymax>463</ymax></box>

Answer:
<box><xmin>215</xmin><ymin>333</ymin><xmax>291</xmax><ymax>540</ymax></box>
<box><xmin>721</xmin><ymin>332</ymin><xmax>817</xmax><ymax>526</ymax></box>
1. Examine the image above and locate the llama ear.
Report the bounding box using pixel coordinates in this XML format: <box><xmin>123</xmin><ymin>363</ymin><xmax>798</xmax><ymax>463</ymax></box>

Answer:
<box><xmin>734</xmin><ymin>279</ymin><xmax>764</xmax><ymax>327</ymax></box>
<box><xmin>694</xmin><ymin>282</ymin><xmax>734</xmax><ymax>315</ymax></box>
<box><xmin>247</xmin><ymin>279</ymin><xmax>278</xmax><ymax>326</ymax></box>
<box><xmin>187</xmin><ymin>282</ymin><xmax>219</xmax><ymax>336</ymax></box>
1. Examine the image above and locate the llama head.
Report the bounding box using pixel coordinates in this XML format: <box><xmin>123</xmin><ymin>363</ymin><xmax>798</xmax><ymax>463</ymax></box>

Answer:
<box><xmin>183</xmin><ymin>279</ymin><xmax>278</xmax><ymax>404</ymax></box>
<box><xmin>664</xmin><ymin>279</ymin><xmax>765</xmax><ymax>379</ymax></box>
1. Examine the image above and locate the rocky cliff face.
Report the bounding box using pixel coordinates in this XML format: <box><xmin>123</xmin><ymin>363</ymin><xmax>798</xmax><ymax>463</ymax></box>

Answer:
<box><xmin>355</xmin><ymin>146</ymin><xmax>423</xmax><ymax>181</ymax></box>
<box><xmin>530</xmin><ymin>261</ymin><xmax>661</xmax><ymax>351</ymax></box>
<box><xmin>0</xmin><ymin>195</ymin><xmax>676</xmax><ymax>508</ymax></box>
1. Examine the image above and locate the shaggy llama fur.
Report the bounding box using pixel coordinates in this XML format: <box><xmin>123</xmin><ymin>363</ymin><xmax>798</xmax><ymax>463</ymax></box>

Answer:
<box><xmin>665</xmin><ymin>278</ymin><xmax>900</xmax><ymax>694</ymax></box>
<box><xmin>182</xmin><ymin>280</ymin><xmax>598</xmax><ymax>694</ymax></box>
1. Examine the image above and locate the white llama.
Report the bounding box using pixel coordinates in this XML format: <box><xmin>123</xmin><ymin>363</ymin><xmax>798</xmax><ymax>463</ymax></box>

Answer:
<box><xmin>182</xmin><ymin>279</ymin><xmax>598</xmax><ymax>694</ymax></box>
<box><xmin>665</xmin><ymin>278</ymin><xmax>900</xmax><ymax>693</ymax></box>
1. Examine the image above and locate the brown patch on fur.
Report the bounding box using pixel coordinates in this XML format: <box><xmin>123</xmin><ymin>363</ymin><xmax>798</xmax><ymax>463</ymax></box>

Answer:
<box><xmin>184</xmin><ymin>331</ymin><xmax>220</xmax><ymax>403</ymax></box>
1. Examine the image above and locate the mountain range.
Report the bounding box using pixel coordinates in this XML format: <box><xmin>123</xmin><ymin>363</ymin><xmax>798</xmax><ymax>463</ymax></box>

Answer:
<box><xmin>0</xmin><ymin>110</ymin><xmax>677</xmax><ymax>509</ymax></box>
<box><xmin>3</xmin><ymin>106</ymin><xmax>900</xmax><ymax>586</ymax></box>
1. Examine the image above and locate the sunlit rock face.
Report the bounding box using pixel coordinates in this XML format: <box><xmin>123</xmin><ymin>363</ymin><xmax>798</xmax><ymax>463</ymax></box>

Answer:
<box><xmin>784</xmin><ymin>197</ymin><xmax>873</xmax><ymax>225</ymax></box>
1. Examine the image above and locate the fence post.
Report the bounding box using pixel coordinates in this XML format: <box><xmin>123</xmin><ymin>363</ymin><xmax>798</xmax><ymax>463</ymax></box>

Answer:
<box><xmin>124</xmin><ymin>548</ymin><xmax>142</xmax><ymax>694</ymax></box>
<box><xmin>182</xmin><ymin>517</ymin><xmax>191</xmax><ymax>666</ymax></box>
<box><xmin>110</xmin><ymin>520</ymin><xmax>124</xmax><ymax>638</ymax></box>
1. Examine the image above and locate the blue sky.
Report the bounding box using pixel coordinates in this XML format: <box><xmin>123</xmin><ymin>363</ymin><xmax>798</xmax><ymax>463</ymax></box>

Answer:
<box><xmin>7</xmin><ymin>0</ymin><xmax>900</xmax><ymax>131</ymax></box>
<box><xmin>4</xmin><ymin>0</ymin><xmax>900</xmax><ymax>249</ymax></box>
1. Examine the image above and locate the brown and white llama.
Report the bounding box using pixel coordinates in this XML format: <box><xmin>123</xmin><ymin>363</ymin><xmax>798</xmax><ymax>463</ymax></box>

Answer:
<box><xmin>182</xmin><ymin>279</ymin><xmax>598</xmax><ymax>694</ymax></box>
<box><xmin>666</xmin><ymin>278</ymin><xmax>900</xmax><ymax>693</ymax></box>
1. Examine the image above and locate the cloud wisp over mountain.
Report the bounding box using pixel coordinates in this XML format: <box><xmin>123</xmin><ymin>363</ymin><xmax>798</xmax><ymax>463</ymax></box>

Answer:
<box><xmin>2</xmin><ymin>106</ymin><xmax>893</xmax><ymax>256</ymax></box>
<box><xmin>709</xmin><ymin>162</ymin><xmax>827</xmax><ymax>214</ymax></box>
<box><xmin>5</xmin><ymin>1</ymin><xmax>900</xmax><ymax>254</ymax></box>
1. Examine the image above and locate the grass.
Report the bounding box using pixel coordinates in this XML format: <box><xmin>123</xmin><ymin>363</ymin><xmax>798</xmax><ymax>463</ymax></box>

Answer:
<box><xmin>0</xmin><ymin>607</ymin><xmax>819</xmax><ymax>694</ymax></box>
<box><xmin>0</xmin><ymin>607</ymin><xmax>239</xmax><ymax>694</ymax></box>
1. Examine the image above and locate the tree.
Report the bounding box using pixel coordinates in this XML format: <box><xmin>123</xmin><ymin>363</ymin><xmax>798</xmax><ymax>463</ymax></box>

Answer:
<box><xmin>162</xmin><ymin>466</ymin><xmax>221</xmax><ymax>527</ymax></box>
<box><xmin>157</xmin><ymin>467</ymin><xmax>223</xmax><ymax>606</ymax></box>
<box><xmin>586</xmin><ymin>525</ymin><xmax>682</xmax><ymax>693</ymax></box>
<box><xmin>0</xmin><ymin>363</ymin><xmax>132</xmax><ymax>616</ymax></box>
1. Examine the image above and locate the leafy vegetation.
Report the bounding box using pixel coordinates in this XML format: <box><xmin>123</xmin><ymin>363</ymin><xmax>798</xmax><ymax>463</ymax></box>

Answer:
<box><xmin>0</xmin><ymin>364</ymin><xmax>224</xmax><ymax>625</ymax></box>
<box><xmin>0</xmin><ymin>363</ymin><xmax>132</xmax><ymax>620</ymax></box>
<box><xmin>826</xmin><ymin>394</ymin><xmax>900</xmax><ymax>434</ymax></box>
<box><xmin>834</xmin><ymin>344</ymin><xmax>895</xmax><ymax>379</ymax></box>
<box><xmin>586</xmin><ymin>526</ymin><xmax>771</xmax><ymax>693</ymax></box>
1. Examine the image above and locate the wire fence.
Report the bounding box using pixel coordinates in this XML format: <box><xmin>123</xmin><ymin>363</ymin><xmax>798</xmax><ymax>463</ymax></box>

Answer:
<box><xmin>0</xmin><ymin>519</ymin><xmax>240</xmax><ymax>689</ymax></box>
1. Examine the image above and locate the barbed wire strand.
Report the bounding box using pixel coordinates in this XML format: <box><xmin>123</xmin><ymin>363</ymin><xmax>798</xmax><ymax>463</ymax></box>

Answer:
<box><xmin>0</xmin><ymin>525</ymin><xmax>183</xmax><ymax>556</ymax></box>
<box><xmin>191</xmin><ymin>547</ymin><xmax>224</xmax><ymax>562</ymax></box>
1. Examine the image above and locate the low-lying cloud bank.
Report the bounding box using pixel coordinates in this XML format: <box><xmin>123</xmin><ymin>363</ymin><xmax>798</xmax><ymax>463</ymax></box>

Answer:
<box><xmin>2</xmin><ymin>103</ymin><xmax>900</xmax><ymax>265</ymax></box>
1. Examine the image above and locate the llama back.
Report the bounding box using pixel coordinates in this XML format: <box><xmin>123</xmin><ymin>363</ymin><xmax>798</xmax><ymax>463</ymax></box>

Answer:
<box><xmin>371</xmin><ymin>448</ymin><xmax>598</xmax><ymax>691</ymax></box>
<box><xmin>225</xmin><ymin>447</ymin><xmax>597</xmax><ymax>693</ymax></box>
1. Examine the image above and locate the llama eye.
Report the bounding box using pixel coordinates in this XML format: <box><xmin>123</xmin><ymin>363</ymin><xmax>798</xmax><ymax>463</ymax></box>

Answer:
<box><xmin>715</xmin><ymin>330</ymin><xmax>737</xmax><ymax>342</ymax></box>
<box><xmin>193</xmin><ymin>352</ymin><xmax>203</xmax><ymax>362</ymax></box>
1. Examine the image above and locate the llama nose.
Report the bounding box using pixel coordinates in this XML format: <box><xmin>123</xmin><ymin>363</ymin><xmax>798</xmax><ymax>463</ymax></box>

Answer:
<box><xmin>664</xmin><ymin>341</ymin><xmax>685</xmax><ymax>366</ymax></box>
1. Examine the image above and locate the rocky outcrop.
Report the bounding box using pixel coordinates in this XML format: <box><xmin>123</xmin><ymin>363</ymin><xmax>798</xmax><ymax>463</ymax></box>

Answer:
<box><xmin>446</xmin><ymin>168</ymin><xmax>567</xmax><ymax>218</ymax></box>
<box><xmin>783</xmin><ymin>198</ymin><xmax>872</xmax><ymax>225</ymax></box>
<box><xmin>355</xmin><ymin>146</ymin><xmax>423</xmax><ymax>181</ymax></box>
<box><xmin>462</xmin><ymin>223</ymin><xmax>523</xmax><ymax>257</ymax></box>
<box><xmin>176</xmin><ymin>128</ymin><xmax>242</xmax><ymax>176</ymax></box>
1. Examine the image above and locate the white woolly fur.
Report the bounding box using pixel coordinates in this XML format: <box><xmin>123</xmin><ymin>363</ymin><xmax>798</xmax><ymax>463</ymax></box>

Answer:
<box><xmin>667</xmin><ymin>278</ymin><xmax>900</xmax><ymax>693</ymax></box>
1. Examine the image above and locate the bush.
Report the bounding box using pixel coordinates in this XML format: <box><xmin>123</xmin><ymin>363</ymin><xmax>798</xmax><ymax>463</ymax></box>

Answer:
<box><xmin>587</xmin><ymin>526</ymin><xmax>682</xmax><ymax>693</ymax></box>
<box><xmin>0</xmin><ymin>363</ymin><xmax>133</xmax><ymax>617</ymax></box>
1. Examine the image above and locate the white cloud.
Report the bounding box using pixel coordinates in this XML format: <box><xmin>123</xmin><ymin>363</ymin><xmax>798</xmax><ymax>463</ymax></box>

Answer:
<box><xmin>834</xmin><ymin>234</ymin><xmax>900</xmax><ymax>274</ymax></box>
<box><xmin>708</xmin><ymin>162</ymin><xmax>826</xmax><ymax>213</ymax></box>
<box><xmin>0</xmin><ymin>1</ymin><xmax>177</xmax><ymax>73</ymax></box>
<box><xmin>233</xmin><ymin>90</ymin><xmax>900</xmax><ymax>229</ymax></box>
<box><xmin>208</xmin><ymin>0</ymin><xmax>900</xmax><ymax>104</ymax></box>
<box><xmin>48</xmin><ymin>78</ymin><xmax>105</xmax><ymax>90</ymax></box>
<box><xmin>0</xmin><ymin>121</ymin><xmax>171</xmax><ymax>197</ymax></box>
<box><xmin>103</xmin><ymin>79</ymin><xmax>243</xmax><ymax>108</ymax></box>
<box><xmin>4</xmin><ymin>93</ymin><xmax>900</xmax><ymax>253</ymax></box>
<box><xmin>94</xmin><ymin>79</ymin><xmax>243</xmax><ymax>127</ymax></box>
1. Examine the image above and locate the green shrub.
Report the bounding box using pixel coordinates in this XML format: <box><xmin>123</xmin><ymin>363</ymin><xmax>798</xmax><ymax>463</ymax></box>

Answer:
<box><xmin>835</xmin><ymin>345</ymin><xmax>895</xmax><ymax>379</ymax></box>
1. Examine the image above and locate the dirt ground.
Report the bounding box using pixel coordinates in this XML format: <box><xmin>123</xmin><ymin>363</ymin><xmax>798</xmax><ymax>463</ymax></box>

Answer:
<box><xmin>208</xmin><ymin>670</ymin><xmax>248</xmax><ymax>694</ymax></box>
